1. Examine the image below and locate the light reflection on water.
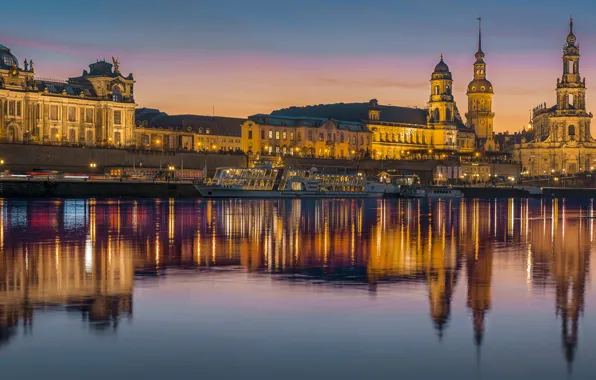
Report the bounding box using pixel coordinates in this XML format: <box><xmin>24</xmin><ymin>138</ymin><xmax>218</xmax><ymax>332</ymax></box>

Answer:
<box><xmin>0</xmin><ymin>198</ymin><xmax>595</xmax><ymax>379</ymax></box>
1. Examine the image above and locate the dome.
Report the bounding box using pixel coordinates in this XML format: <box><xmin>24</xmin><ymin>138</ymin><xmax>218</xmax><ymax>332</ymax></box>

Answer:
<box><xmin>0</xmin><ymin>44</ymin><xmax>19</xmax><ymax>69</ymax></box>
<box><xmin>467</xmin><ymin>79</ymin><xmax>493</xmax><ymax>94</ymax></box>
<box><xmin>434</xmin><ymin>57</ymin><xmax>450</xmax><ymax>73</ymax></box>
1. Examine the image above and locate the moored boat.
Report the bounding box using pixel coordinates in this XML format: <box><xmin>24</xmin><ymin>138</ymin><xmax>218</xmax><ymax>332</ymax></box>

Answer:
<box><xmin>194</xmin><ymin>165</ymin><xmax>386</xmax><ymax>198</ymax></box>
<box><xmin>400</xmin><ymin>186</ymin><xmax>464</xmax><ymax>199</ymax></box>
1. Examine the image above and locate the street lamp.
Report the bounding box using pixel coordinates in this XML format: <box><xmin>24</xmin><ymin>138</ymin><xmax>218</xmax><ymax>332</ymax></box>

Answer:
<box><xmin>0</xmin><ymin>159</ymin><xmax>4</xmax><ymax>165</ymax></box>
<box><xmin>89</xmin><ymin>162</ymin><xmax>97</xmax><ymax>168</ymax></box>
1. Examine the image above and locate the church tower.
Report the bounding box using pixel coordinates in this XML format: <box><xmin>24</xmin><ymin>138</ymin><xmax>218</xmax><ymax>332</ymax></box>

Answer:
<box><xmin>554</xmin><ymin>17</ymin><xmax>592</xmax><ymax>142</ymax></box>
<box><xmin>428</xmin><ymin>55</ymin><xmax>458</xmax><ymax>149</ymax></box>
<box><xmin>466</xmin><ymin>18</ymin><xmax>495</xmax><ymax>150</ymax></box>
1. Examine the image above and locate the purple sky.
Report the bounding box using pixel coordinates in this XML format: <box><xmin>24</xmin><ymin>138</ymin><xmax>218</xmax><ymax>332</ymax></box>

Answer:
<box><xmin>4</xmin><ymin>0</ymin><xmax>596</xmax><ymax>131</ymax></box>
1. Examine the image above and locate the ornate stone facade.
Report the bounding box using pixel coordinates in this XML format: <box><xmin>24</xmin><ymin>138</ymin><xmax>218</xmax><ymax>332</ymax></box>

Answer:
<box><xmin>515</xmin><ymin>19</ymin><xmax>596</xmax><ymax>175</ymax></box>
<box><xmin>466</xmin><ymin>19</ymin><xmax>496</xmax><ymax>151</ymax></box>
<box><xmin>0</xmin><ymin>44</ymin><xmax>136</xmax><ymax>146</ymax></box>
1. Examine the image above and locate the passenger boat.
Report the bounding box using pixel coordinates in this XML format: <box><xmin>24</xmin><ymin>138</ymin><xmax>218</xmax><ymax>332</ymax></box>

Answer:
<box><xmin>194</xmin><ymin>165</ymin><xmax>386</xmax><ymax>198</ymax></box>
<box><xmin>400</xmin><ymin>186</ymin><xmax>464</xmax><ymax>199</ymax></box>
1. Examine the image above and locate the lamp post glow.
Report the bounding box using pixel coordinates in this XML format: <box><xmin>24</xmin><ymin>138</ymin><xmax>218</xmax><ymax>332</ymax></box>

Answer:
<box><xmin>89</xmin><ymin>162</ymin><xmax>97</xmax><ymax>168</ymax></box>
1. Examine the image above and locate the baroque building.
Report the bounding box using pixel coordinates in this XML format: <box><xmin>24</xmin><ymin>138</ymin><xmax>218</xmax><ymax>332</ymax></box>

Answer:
<box><xmin>242</xmin><ymin>56</ymin><xmax>476</xmax><ymax>160</ymax></box>
<box><xmin>0</xmin><ymin>43</ymin><xmax>136</xmax><ymax>146</ymax></box>
<box><xmin>515</xmin><ymin>19</ymin><xmax>596</xmax><ymax>175</ymax></box>
<box><xmin>466</xmin><ymin>19</ymin><xmax>496</xmax><ymax>151</ymax></box>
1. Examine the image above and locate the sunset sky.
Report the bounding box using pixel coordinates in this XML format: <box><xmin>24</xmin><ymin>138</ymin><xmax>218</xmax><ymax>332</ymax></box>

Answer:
<box><xmin>4</xmin><ymin>0</ymin><xmax>596</xmax><ymax>132</ymax></box>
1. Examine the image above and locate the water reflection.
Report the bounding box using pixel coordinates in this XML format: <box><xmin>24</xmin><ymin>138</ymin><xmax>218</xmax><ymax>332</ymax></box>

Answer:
<box><xmin>0</xmin><ymin>197</ymin><xmax>593</xmax><ymax>372</ymax></box>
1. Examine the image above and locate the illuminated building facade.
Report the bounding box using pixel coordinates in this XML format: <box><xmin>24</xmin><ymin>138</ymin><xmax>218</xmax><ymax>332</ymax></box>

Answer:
<box><xmin>135</xmin><ymin>108</ymin><xmax>243</xmax><ymax>152</ymax></box>
<box><xmin>240</xmin><ymin>114</ymin><xmax>372</xmax><ymax>159</ymax></box>
<box><xmin>0</xmin><ymin>44</ymin><xmax>136</xmax><ymax>146</ymax></box>
<box><xmin>515</xmin><ymin>19</ymin><xmax>596</xmax><ymax>175</ymax></box>
<box><xmin>466</xmin><ymin>19</ymin><xmax>496</xmax><ymax>151</ymax></box>
<box><xmin>247</xmin><ymin>57</ymin><xmax>477</xmax><ymax>160</ymax></box>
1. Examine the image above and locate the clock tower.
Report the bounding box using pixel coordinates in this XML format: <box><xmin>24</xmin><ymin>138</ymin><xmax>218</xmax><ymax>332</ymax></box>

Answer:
<box><xmin>466</xmin><ymin>18</ymin><xmax>495</xmax><ymax>151</ymax></box>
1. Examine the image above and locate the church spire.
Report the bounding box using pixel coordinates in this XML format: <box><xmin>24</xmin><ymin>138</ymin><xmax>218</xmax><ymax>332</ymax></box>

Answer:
<box><xmin>475</xmin><ymin>17</ymin><xmax>485</xmax><ymax>61</ymax></box>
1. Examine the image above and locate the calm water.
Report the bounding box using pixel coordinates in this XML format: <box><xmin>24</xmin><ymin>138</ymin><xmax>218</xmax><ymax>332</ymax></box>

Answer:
<box><xmin>0</xmin><ymin>198</ymin><xmax>595</xmax><ymax>379</ymax></box>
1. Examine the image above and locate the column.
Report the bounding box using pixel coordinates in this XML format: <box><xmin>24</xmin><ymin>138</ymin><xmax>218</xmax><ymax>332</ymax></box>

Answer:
<box><xmin>0</xmin><ymin>98</ymin><xmax>4</xmax><ymax>138</ymax></box>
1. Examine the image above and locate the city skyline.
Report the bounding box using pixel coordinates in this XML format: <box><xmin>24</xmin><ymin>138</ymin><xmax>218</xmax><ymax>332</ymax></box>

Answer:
<box><xmin>4</xmin><ymin>0</ymin><xmax>596</xmax><ymax>132</ymax></box>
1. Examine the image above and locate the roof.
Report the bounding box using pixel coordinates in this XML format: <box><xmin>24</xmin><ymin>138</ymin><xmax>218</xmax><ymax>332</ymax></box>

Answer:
<box><xmin>248</xmin><ymin>114</ymin><xmax>370</xmax><ymax>132</ymax></box>
<box><xmin>271</xmin><ymin>102</ymin><xmax>429</xmax><ymax>126</ymax></box>
<box><xmin>136</xmin><ymin>109</ymin><xmax>244</xmax><ymax>136</ymax></box>
<box><xmin>35</xmin><ymin>80</ymin><xmax>96</xmax><ymax>97</ymax></box>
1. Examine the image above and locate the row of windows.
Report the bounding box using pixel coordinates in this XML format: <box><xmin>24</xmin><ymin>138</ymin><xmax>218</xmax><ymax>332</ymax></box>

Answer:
<box><xmin>43</xmin><ymin>105</ymin><xmax>122</xmax><ymax>125</ymax></box>
<box><xmin>374</xmin><ymin>132</ymin><xmax>427</xmax><ymax>144</ymax></box>
<box><xmin>3</xmin><ymin>100</ymin><xmax>22</xmax><ymax>117</ymax></box>
<box><xmin>248</xmin><ymin>129</ymin><xmax>367</xmax><ymax>145</ymax></box>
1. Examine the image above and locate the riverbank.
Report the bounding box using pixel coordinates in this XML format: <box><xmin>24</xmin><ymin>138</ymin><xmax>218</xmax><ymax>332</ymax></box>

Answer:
<box><xmin>3</xmin><ymin>178</ymin><xmax>595</xmax><ymax>199</ymax></box>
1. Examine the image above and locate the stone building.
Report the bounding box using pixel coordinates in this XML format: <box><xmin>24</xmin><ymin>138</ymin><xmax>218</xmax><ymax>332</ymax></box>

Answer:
<box><xmin>240</xmin><ymin>114</ymin><xmax>371</xmax><ymax>159</ymax></box>
<box><xmin>515</xmin><ymin>19</ymin><xmax>596</xmax><ymax>175</ymax></box>
<box><xmin>243</xmin><ymin>56</ymin><xmax>476</xmax><ymax>160</ymax></box>
<box><xmin>135</xmin><ymin>108</ymin><xmax>243</xmax><ymax>152</ymax></box>
<box><xmin>0</xmin><ymin>43</ymin><xmax>136</xmax><ymax>146</ymax></box>
<box><xmin>466</xmin><ymin>19</ymin><xmax>496</xmax><ymax>151</ymax></box>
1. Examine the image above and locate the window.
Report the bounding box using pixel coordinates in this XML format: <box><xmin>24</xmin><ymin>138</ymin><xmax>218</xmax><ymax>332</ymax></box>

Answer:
<box><xmin>318</xmin><ymin>133</ymin><xmax>323</xmax><ymax>141</ymax></box>
<box><xmin>569</xmin><ymin>94</ymin><xmax>574</xmax><ymax>107</ymax></box>
<box><xmin>282</xmin><ymin>146</ymin><xmax>287</xmax><ymax>154</ymax></box>
<box><xmin>352</xmin><ymin>136</ymin><xmax>356</xmax><ymax>144</ymax></box>
<box><xmin>433</xmin><ymin>108</ymin><xmax>440</xmax><ymax>122</ymax></box>
<box><xmin>86</xmin><ymin>108</ymin><xmax>94</xmax><ymax>123</ymax></box>
<box><xmin>340</xmin><ymin>133</ymin><xmax>344</xmax><ymax>143</ymax></box>
<box><xmin>269</xmin><ymin>130</ymin><xmax>273</xmax><ymax>139</ymax></box>
<box><xmin>112</xmin><ymin>85</ymin><xmax>122</xmax><ymax>102</ymax></box>
<box><xmin>261</xmin><ymin>130</ymin><xmax>265</xmax><ymax>139</ymax></box>
<box><xmin>16</xmin><ymin>101</ymin><xmax>21</xmax><ymax>117</ymax></box>
<box><xmin>298</xmin><ymin>132</ymin><xmax>302</xmax><ymax>141</ymax></box>
<box><xmin>8</xmin><ymin>101</ymin><xmax>15</xmax><ymax>116</ymax></box>
<box><xmin>290</xmin><ymin>132</ymin><xmax>294</xmax><ymax>140</ymax></box>
<box><xmin>275</xmin><ymin>146</ymin><xmax>279</xmax><ymax>154</ymax></box>
<box><xmin>114</xmin><ymin>132</ymin><xmax>122</xmax><ymax>145</ymax></box>
<box><xmin>86</xmin><ymin>130</ymin><xmax>94</xmax><ymax>144</ymax></box>
<box><xmin>199</xmin><ymin>127</ymin><xmax>204</xmax><ymax>134</ymax></box>
<box><xmin>283</xmin><ymin>131</ymin><xmax>287</xmax><ymax>140</ymax></box>
<box><xmin>50</xmin><ymin>105</ymin><xmax>59</xmax><ymax>120</ymax></box>
<box><xmin>68</xmin><ymin>129</ymin><xmax>76</xmax><ymax>143</ymax></box>
<box><xmin>360</xmin><ymin>136</ymin><xmax>363</xmax><ymax>145</ymax></box>
<box><xmin>248</xmin><ymin>129</ymin><xmax>253</xmax><ymax>139</ymax></box>
<box><xmin>308</xmin><ymin>130</ymin><xmax>313</xmax><ymax>141</ymax></box>
<box><xmin>434</xmin><ymin>86</ymin><xmax>439</xmax><ymax>95</ymax></box>
<box><xmin>68</xmin><ymin>107</ymin><xmax>76</xmax><ymax>122</ymax></box>
<box><xmin>276</xmin><ymin>131</ymin><xmax>280</xmax><ymax>140</ymax></box>
<box><xmin>568</xmin><ymin>125</ymin><xmax>576</xmax><ymax>136</ymax></box>
<box><xmin>206</xmin><ymin>128</ymin><xmax>210</xmax><ymax>134</ymax></box>
<box><xmin>113</xmin><ymin>110</ymin><xmax>122</xmax><ymax>125</ymax></box>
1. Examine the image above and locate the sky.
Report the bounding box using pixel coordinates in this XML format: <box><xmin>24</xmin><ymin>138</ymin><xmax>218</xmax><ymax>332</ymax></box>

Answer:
<box><xmin>4</xmin><ymin>0</ymin><xmax>596</xmax><ymax>132</ymax></box>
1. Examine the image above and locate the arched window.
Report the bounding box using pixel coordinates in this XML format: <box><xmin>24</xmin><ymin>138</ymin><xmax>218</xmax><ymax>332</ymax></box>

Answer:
<box><xmin>248</xmin><ymin>129</ymin><xmax>253</xmax><ymax>139</ymax></box>
<box><xmin>199</xmin><ymin>127</ymin><xmax>204</xmax><ymax>134</ymax></box>
<box><xmin>569</xmin><ymin>94</ymin><xmax>574</xmax><ymax>108</ymax></box>
<box><xmin>568</xmin><ymin>125</ymin><xmax>576</xmax><ymax>136</ymax></box>
<box><xmin>446</xmin><ymin>108</ymin><xmax>452</xmax><ymax>121</ymax></box>
<box><xmin>433</xmin><ymin>108</ymin><xmax>440</xmax><ymax>122</ymax></box>
<box><xmin>206</xmin><ymin>128</ymin><xmax>211</xmax><ymax>134</ymax></box>
<box><xmin>112</xmin><ymin>85</ymin><xmax>122</xmax><ymax>102</ymax></box>
<box><xmin>434</xmin><ymin>85</ymin><xmax>440</xmax><ymax>95</ymax></box>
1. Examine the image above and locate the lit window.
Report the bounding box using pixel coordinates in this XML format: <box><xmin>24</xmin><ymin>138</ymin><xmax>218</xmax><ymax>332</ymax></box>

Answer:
<box><xmin>206</xmin><ymin>128</ymin><xmax>211</xmax><ymax>134</ymax></box>
<box><xmin>68</xmin><ymin>107</ymin><xmax>76</xmax><ymax>122</ymax></box>
<box><xmin>86</xmin><ymin>108</ymin><xmax>94</xmax><ymax>123</ymax></box>
<box><xmin>16</xmin><ymin>101</ymin><xmax>21</xmax><ymax>117</ymax></box>
<box><xmin>283</xmin><ymin>131</ymin><xmax>287</xmax><ymax>140</ymax></box>
<box><xmin>113</xmin><ymin>111</ymin><xmax>122</xmax><ymax>125</ymax></box>
<box><xmin>8</xmin><ymin>101</ymin><xmax>15</xmax><ymax>116</ymax></box>
<box><xmin>269</xmin><ymin>130</ymin><xmax>273</xmax><ymax>139</ymax></box>
<box><xmin>290</xmin><ymin>132</ymin><xmax>294</xmax><ymax>140</ymax></box>
<box><xmin>50</xmin><ymin>105</ymin><xmax>59</xmax><ymax>120</ymax></box>
<box><xmin>276</xmin><ymin>131</ymin><xmax>280</xmax><ymax>140</ymax></box>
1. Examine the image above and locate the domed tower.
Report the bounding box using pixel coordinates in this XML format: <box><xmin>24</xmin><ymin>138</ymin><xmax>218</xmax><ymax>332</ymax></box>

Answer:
<box><xmin>465</xmin><ymin>18</ymin><xmax>495</xmax><ymax>150</ymax></box>
<box><xmin>553</xmin><ymin>18</ymin><xmax>592</xmax><ymax>143</ymax></box>
<box><xmin>0</xmin><ymin>44</ymin><xmax>20</xmax><ymax>69</ymax></box>
<box><xmin>428</xmin><ymin>55</ymin><xmax>458</xmax><ymax>149</ymax></box>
